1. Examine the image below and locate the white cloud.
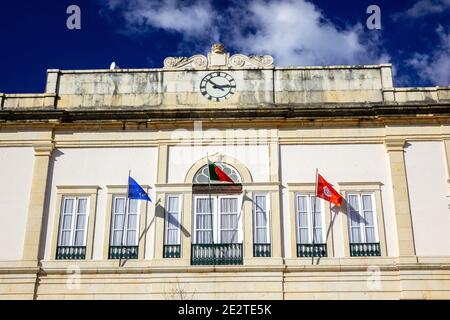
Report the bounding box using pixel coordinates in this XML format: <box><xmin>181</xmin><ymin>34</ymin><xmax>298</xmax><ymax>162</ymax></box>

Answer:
<box><xmin>102</xmin><ymin>0</ymin><xmax>389</xmax><ymax>66</ymax></box>
<box><xmin>225</xmin><ymin>0</ymin><xmax>389</xmax><ymax>66</ymax></box>
<box><xmin>406</xmin><ymin>26</ymin><xmax>450</xmax><ymax>85</ymax></box>
<box><xmin>393</xmin><ymin>0</ymin><xmax>450</xmax><ymax>20</ymax></box>
<box><xmin>104</xmin><ymin>0</ymin><xmax>218</xmax><ymax>39</ymax></box>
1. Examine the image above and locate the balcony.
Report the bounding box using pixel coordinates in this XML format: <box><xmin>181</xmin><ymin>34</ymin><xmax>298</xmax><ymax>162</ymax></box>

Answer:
<box><xmin>163</xmin><ymin>244</ymin><xmax>181</xmax><ymax>258</ymax></box>
<box><xmin>253</xmin><ymin>243</ymin><xmax>271</xmax><ymax>257</ymax></box>
<box><xmin>191</xmin><ymin>243</ymin><xmax>243</xmax><ymax>265</ymax></box>
<box><xmin>350</xmin><ymin>242</ymin><xmax>381</xmax><ymax>257</ymax></box>
<box><xmin>297</xmin><ymin>243</ymin><xmax>327</xmax><ymax>257</ymax></box>
<box><xmin>108</xmin><ymin>246</ymin><xmax>138</xmax><ymax>259</ymax></box>
<box><xmin>56</xmin><ymin>246</ymin><xmax>86</xmax><ymax>260</ymax></box>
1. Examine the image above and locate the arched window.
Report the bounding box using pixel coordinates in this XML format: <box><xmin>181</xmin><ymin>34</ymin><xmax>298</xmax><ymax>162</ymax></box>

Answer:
<box><xmin>193</xmin><ymin>163</ymin><xmax>241</xmax><ymax>184</ymax></box>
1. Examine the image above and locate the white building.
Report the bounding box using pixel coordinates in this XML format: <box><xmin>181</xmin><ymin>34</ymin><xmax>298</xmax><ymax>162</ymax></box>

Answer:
<box><xmin>1</xmin><ymin>44</ymin><xmax>450</xmax><ymax>299</ymax></box>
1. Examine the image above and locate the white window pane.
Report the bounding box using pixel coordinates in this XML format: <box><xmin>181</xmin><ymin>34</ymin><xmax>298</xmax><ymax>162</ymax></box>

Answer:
<box><xmin>129</xmin><ymin>199</ymin><xmax>138</xmax><ymax>214</ymax></box>
<box><xmin>298</xmin><ymin>211</ymin><xmax>308</xmax><ymax>227</ymax></box>
<box><xmin>255</xmin><ymin>211</ymin><xmax>267</xmax><ymax>227</ymax></box>
<box><xmin>168</xmin><ymin>197</ymin><xmax>179</xmax><ymax>212</ymax></box>
<box><xmin>115</xmin><ymin>198</ymin><xmax>126</xmax><ymax>214</ymax></box>
<box><xmin>62</xmin><ymin>214</ymin><xmax>73</xmax><ymax>229</ymax></box>
<box><xmin>112</xmin><ymin>230</ymin><xmax>123</xmax><ymax>246</ymax></box>
<box><xmin>221</xmin><ymin>213</ymin><xmax>238</xmax><ymax>229</ymax></box>
<box><xmin>126</xmin><ymin>230</ymin><xmax>137</xmax><ymax>245</ymax></box>
<box><xmin>364</xmin><ymin>210</ymin><xmax>375</xmax><ymax>226</ymax></box>
<box><xmin>77</xmin><ymin>198</ymin><xmax>88</xmax><ymax>214</ymax></box>
<box><xmin>351</xmin><ymin>227</ymin><xmax>361</xmax><ymax>243</ymax></box>
<box><xmin>76</xmin><ymin>214</ymin><xmax>86</xmax><ymax>229</ymax></box>
<box><xmin>297</xmin><ymin>196</ymin><xmax>307</xmax><ymax>212</ymax></box>
<box><xmin>114</xmin><ymin>214</ymin><xmax>125</xmax><ymax>230</ymax></box>
<box><xmin>168</xmin><ymin>213</ymin><xmax>179</xmax><ymax>228</ymax></box>
<box><xmin>167</xmin><ymin>229</ymin><xmax>178</xmax><ymax>245</ymax></box>
<box><xmin>197</xmin><ymin>198</ymin><xmax>213</xmax><ymax>213</ymax></box>
<box><xmin>127</xmin><ymin>214</ymin><xmax>137</xmax><ymax>230</ymax></box>
<box><xmin>197</xmin><ymin>214</ymin><xmax>212</xmax><ymax>229</ymax></box>
<box><xmin>63</xmin><ymin>199</ymin><xmax>74</xmax><ymax>214</ymax></box>
<box><xmin>256</xmin><ymin>228</ymin><xmax>267</xmax><ymax>243</ymax></box>
<box><xmin>221</xmin><ymin>230</ymin><xmax>238</xmax><ymax>243</ymax></box>
<box><xmin>362</xmin><ymin>195</ymin><xmax>373</xmax><ymax>211</ymax></box>
<box><xmin>313</xmin><ymin>211</ymin><xmax>322</xmax><ymax>227</ymax></box>
<box><xmin>196</xmin><ymin>231</ymin><xmax>212</xmax><ymax>244</ymax></box>
<box><xmin>311</xmin><ymin>196</ymin><xmax>320</xmax><ymax>213</ymax></box>
<box><xmin>313</xmin><ymin>228</ymin><xmax>323</xmax><ymax>243</ymax></box>
<box><xmin>299</xmin><ymin>228</ymin><xmax>309</xmax><ymax>244</ymax></box>
<box><xmin>61</xmin><ymin>231</ymin><xmax>71</xmax><ymax>246</ymax></box>
<box><xmin>74</xmin><ymin>230</ymin><xmax>85</xmax><ymax>246</ymax></box>
<box><xmin>221</xmin><ymin>198</ymin><xmax>238</xmax><ymax>213</ymax></box>
<box><xmin>365</xmin><ymin>227</ymin><xmax>376</xmax><ymax>242</ymax></box>
<box><xmin>255</xmin><ymin>196</ymin><xmax>266</xmax><ymax>211</ymax></box>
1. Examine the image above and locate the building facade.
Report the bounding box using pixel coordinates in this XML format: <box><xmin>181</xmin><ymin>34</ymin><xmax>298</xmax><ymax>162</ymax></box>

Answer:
<box><xmin>1</xmin><ymin>44</ymin><xmax>450</xmax><ymax>299</ymax></box>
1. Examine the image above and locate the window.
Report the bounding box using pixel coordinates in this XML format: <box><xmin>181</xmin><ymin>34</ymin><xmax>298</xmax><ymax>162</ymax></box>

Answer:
<box><xmin>347</xmin><ymin>193</ymin><xmax>381</xmax><ymax>256</ymax></box>
<box><xmin>193</xmin><ymin>195</ymin><xmax>242</xmax><ymax>244</ymax></box>
<box><xmin>253</xmin><ymin>194</ymin><xmax>271</xmax><ymax>257</ymax></box>
<box><xmin>191</xmin><ymin>195</ymin><xmax>243</xmax><ymax>265</ymax></box>
<box><xmin>109</xmin><ymin>196</ymin><xmax>139</xmax><ymax>259</ymax></box>
<box><xmin>193</xmin><ymin>163</ymin><xmax>241</xmax><ymax>184</ymax></box>
<box><xmin>56</xmin><ymin>196</ymin><xmax>89</xmax><ymax>260</ymax></box>
<box><xmin>295</xmin><ymin>194</ymin><xmax>327</xmax><ymax>257</ymax></box>
<box><xmin>163</xmin><ymin>195</ymin><xmax>182</xmax><ymax>258</ymax></box>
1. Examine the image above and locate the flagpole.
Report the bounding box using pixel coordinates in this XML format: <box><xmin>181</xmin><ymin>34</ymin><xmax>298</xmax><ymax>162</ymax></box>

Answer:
<box><xmin>206</xmin><ymin>154</ymin><xmax>214</xmax><ymax>246</ymax></box>
<box><xmin>312</xmin><ymin>168</ymin><xmax>318</xmax><ymax>265</ymax></box>
<box><xmin>120</xmin><ymin>170</ymin><xmax>131</xmax><ymax>267</ymax></box>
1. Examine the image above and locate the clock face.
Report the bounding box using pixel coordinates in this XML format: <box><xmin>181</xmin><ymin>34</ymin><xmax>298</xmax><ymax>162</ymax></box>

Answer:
<box><xmin>200</xmin><ymin>72</ymin><xmax>236</xmax><ymax>101</ymax></box>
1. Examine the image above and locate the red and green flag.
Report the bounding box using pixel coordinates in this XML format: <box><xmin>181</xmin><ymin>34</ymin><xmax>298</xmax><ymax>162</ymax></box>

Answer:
<box><xmin>208</xmin><ymin>160</ymin><xmax>234</xmax><ymax>183</ymax></box>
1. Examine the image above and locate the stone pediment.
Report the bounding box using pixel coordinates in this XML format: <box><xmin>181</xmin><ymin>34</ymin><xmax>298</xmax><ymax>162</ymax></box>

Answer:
<box><xmin>163</xmin><ymin>43</ymin><xmax>274</xmax><ymax>70</ymax></box>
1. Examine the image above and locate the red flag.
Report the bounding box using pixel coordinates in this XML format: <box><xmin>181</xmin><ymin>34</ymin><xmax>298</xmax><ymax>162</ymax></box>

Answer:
<box><xmin>316</xmin><ymin>174</ymin><xmax>343</xmax><ymax>206</ymax></box>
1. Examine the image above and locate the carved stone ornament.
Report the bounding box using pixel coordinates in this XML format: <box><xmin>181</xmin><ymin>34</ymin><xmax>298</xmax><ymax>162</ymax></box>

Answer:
<box><xmin>163</xmin><ymin>55</ymin><xmax>207</xmax><ymax>69</ymax></box>
<box><xmin>163</xmin><ymin>44</ymin><xmax>274</xmax><ymax>69</ymax></box>
<box><xmin>229</xmin><ymin>54</ymin><xmax>274</xmax><ymax>68</ymax></box>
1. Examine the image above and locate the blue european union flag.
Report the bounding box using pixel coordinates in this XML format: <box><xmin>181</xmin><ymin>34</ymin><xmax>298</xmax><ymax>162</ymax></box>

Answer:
<box><xmin>128</xmin><ymin>176</ymin><xmax>151</xmax><ymax>202</ymax></box>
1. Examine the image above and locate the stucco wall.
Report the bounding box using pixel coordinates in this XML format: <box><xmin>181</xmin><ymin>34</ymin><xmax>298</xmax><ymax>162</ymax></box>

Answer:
<box><xmin>168</xmin><ymin>144</ymin><xmax>270</xmax><ymax>183</ymax></box>
<box><xmin>280</xmin><ymin>144</ymin><xmax>397</xmax><ymax>258</ymax></box>
<box><xmin>43</xmin><ymin>147</ymin><xmax>158</xmax><ymax>260</ymax></box>
<box><xmin>404</xmin><ymin>141</ymin><xmax>450</xmax><ymax>256</ymax></box>
<box><xmin>0</xmin><ymin>147</ymin><xmax>34</xmax><ymax>260</ymax></box>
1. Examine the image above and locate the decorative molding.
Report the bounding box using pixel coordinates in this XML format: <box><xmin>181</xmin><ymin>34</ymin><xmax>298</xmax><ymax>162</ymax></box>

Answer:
<box><xmin>163</xmin><ymin>44</ymin><xmax>274</xmax><ymax>70</ymax></box>
<box><xmin>385</xmin><ymin>138</ymin><xmax>406</xmax><ymax>152</ymax></box>
<box><xmin>229</xmin><ymin>54</ymin><xmax>274</xmax><ymax>68</ymax></box>
<box><xmin>163</xmin><ymin>54</ymin><xmax>207</xmax><ymax>69</ymax></box>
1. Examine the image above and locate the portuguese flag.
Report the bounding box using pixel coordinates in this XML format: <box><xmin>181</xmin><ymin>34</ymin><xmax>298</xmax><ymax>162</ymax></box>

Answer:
<box><xmin>208</xmin><ymin>160</ymin><xmax>234</xmax><ymax>183</ymax></box>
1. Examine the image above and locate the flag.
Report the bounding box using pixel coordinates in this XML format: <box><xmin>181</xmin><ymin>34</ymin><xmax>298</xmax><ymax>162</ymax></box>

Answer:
<box><xmin>208</xmin><ymin>160</ymin><xmax>234</xmax><ymax>183</ymax></box>
<box><xmin>128</xmin><ymin>176</ymin><xmax>151</xmax><ymax>201</ymax></box>
<box><xmin>316</xmin><ymin>174</ymin><xmax>343</xmax><ymax>206</ymax></box>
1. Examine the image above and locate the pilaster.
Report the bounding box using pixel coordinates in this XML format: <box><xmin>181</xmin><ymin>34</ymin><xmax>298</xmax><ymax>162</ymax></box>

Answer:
<box><xmin>385</xmin><ymin>138</ymin><xmax>416</xmax><ymax>257</ymax></box>
<box><xmin>22</xmin><ymin>142</ymin><xmax>54</xmax><ymax>262</ymax></box>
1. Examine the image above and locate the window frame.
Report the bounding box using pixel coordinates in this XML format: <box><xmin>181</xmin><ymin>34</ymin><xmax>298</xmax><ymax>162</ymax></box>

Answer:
<box><xmin>295</xmin><ymin>193</ymin><xmax>326</xmax><ymax>245</ymax></box>
<box><xmin>193</xmin><ymin>194</ymin><xmax>243</xmax><ymax>244</ymax></box>
<box><xmin>164</xmin><ymin>194</ymin><xmax>182</xmax><ymax>246</ymax></box>
<box><xmin>57</xmin><ymin>196</ymin><xmax>90</xmax><ymax>247</ymax></box>
<box><xmin>346</xmin><ymin>192</ymin><xmax>380</xmax><ymax>244</ymax></box>
<box><xmin>110</xmin><ymin>195</ymin><xmax>141</xmax><ymax>247</ymax></box>
<box><xmin>252</xmin><ymin>193</ymin><xmax>271</xmax><ymax>244</ymax></box>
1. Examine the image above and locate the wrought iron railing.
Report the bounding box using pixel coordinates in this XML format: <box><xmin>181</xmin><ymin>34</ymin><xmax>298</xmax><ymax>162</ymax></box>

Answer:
<box><xmin>191</xmin><ymin>243</ymin><xmax>243</xmax><ymax>265</ymax></box>
<box><xmin>350</xmin><ymin>242</ymin><xmax>381</xmax><ymax>257</ymax></box>
<box><xmin>56</xmin><ymin>246</ymin><xmax>86</xmax><ymax>260</ymax></box>
<box><xmin>163</xmin><ymin>244</ymin><xmax>181</xmax><ymax>258</ymax></box>
<box><xmin>297</xmin><ymin>243</ymin><xmax>327</xmax><ymax>257</ymax></box>
<box><xmin>253</xmin><ymin>243</ymin><xmax>271</xmax><ymax>257</ymax></box>
<box><xmin>108</xmin><ymin>246</ymin><xmax>139</xmax><ymax>259</ymax></box>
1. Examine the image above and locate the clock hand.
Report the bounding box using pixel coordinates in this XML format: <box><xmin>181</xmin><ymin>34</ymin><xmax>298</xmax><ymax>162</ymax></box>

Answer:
<box><xmin>208</xmin><ymin>80</ymin><xmax>225</xmax><ymax>91</ymax></box>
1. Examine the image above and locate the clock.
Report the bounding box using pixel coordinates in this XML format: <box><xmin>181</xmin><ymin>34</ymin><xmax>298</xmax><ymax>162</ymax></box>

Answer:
<box><xmin>200</xmin><ymin>72</ymin><xmax>236</xmax><ymax>101</ymax></box>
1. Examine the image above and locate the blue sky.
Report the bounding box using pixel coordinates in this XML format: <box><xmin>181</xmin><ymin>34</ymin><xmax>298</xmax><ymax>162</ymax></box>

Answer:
<box><xmin>0</xmin><ymin>0</ymin><xmax>449</xmax><ymax>93</ymax></box>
